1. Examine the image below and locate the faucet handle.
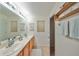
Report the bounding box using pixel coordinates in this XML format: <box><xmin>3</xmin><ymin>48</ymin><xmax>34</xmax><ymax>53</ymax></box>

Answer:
<box><xmin>12</xmin><ymin>36</ymin><xmax>16</xmax><ymax>40</ymax></box>
<box><xmin>8</xmin><ymin>38</ymin><xmax>10</xmax><ymax>40</ymax></box>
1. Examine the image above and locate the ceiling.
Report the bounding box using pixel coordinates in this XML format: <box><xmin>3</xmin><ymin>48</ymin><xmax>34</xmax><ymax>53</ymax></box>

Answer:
<box><xmin>0</xmin><ymin>3</ymin><xmax>21</xmax><ymax>19</ymax></box>
<box><xmin>15</xmin><ymin>2</ymin><xmax>56</xmax><ymax>19</ymax></box>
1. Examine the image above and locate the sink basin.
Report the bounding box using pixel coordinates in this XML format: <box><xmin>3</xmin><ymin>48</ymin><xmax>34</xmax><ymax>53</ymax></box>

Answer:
<box><xmin>0</xmin><ymin>40</ymin><xmax>21</xmax><ymax>56</ymax></box>
<box><xmin>0</xmin><ymin>47</ymin><xmax>13</xmax><ymax>56</ymax></box>
<box><xmin>12</xmin><ymin>42</ymin><xmax>21</xmax><ymax>51</ymax></box>
<box><xmin>0</xmin><ymin>35</ymin><xmax>26</xmax><ymax>56</ymax></box>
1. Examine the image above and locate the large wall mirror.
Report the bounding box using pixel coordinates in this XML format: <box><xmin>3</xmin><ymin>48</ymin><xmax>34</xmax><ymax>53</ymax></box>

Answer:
<box><xmin>0</xmin><ymin>18</ymin><xmax>8</xmax><ymax>41</ymax></box>
<box><xmin>0</xmin><ymin>4</ymin><xmax>27</xmax><ymax>41</ymax></box>
<box><xmin>19</xmin><ymin>23</ymin><xmax>26</xmax><ymax>32</ymax></box>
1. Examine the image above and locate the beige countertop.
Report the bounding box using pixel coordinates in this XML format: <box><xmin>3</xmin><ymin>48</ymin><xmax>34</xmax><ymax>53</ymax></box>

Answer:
<box><xmin>0</xmin><ymin>34</ymin><xmax>33</xmax><ymax>56</ymax></box>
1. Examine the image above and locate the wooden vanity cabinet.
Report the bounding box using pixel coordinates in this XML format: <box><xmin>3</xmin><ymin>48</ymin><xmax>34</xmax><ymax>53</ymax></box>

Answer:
<box><xmin>17</xmin><ymin>36</ymin><xmax>35</xmax><ymax>56</ymax></box>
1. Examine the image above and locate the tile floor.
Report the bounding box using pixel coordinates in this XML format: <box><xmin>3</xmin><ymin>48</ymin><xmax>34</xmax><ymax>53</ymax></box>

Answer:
<box><xmin>31</xmin><ymin>49</ymin><xmax>42</xmax><ymax>56</ymax></box>
<box><xmin>31</xmin><ymin>46</ymin><xmax>49</xmax><ymax>56</ymax></box>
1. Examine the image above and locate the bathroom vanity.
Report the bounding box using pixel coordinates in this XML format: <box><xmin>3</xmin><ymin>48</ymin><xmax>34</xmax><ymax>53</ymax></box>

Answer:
<box><xmin>17</xmin><ymin>35</ymin><xmax>35</xmax><ymax>56</ymax></box>
<box><xmin>0</xmin><ymin>35</ymin><xmax>35</xmax><ymax>56</ymax></box>
<box><xmin>0</xmin><ymin>2</ymin><xmax>36</xmax><ymax>56</ymax></box>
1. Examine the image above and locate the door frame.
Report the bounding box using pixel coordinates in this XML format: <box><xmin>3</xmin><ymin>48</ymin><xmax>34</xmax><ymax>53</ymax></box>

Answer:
<box><xmin>50</xmin><ymin>16</ymin><xmax>55</xmax><ymax>56</ymax></box>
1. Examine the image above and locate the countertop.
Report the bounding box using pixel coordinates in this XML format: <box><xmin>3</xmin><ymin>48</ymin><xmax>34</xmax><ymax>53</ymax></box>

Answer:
<box><xmin>0</xmin><ymin>34</ymin><xmax>33</xmax><ymax>56</ymax></box>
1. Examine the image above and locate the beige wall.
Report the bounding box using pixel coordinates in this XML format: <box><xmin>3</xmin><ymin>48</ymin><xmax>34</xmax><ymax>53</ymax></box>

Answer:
<box><xmin>55</xmin><ymin>3</ymin><xmax>79</xmax><ymax>56</ymax></box>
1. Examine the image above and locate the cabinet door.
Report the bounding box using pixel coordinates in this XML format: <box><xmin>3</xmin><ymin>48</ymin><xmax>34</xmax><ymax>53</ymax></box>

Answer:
<box><xmin>24</xmin><ymin>42</ymin><xmax>30</xmax><ymax>56</ymax></box>
<box><xmin>29</xmin><ymin>37</ymin><xmax>35</xmax><ymax>54</ymax></box>
<box><xmin>30</xmin><ymin>39</ymin><xmax>33</xmax><ymax>49</ymax></box>
<box><xmin>32</xmin><ymin>36</ymin><xmax>35</xmax><ymax>48</ymax></box>
<box><xmin>30</xmin><ymin>39</ymin><xmax>33</xmax><ymax>54</ymax></box>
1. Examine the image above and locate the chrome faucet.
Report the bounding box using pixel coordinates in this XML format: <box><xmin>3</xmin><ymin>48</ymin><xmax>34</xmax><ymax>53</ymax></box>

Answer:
<box><xmin>7</xmin><ymin>37</ymin><xmax>15</xmax><ymax>47</ymax></box>
<box><xmin>19</xmin><ymin>35</ymin><xmax>23</xmax><ymax>41</ymax></box>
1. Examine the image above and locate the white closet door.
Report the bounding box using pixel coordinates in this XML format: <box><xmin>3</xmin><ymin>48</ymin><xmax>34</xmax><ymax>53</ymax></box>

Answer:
<box><xmin>37</xmin><ymin>21</ymin><xmax>45</xmax><ymax>32</ymax></box>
